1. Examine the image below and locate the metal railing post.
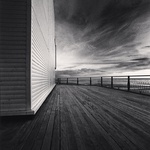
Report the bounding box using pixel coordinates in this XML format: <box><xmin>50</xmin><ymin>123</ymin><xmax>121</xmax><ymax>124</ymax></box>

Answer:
<box><xmin>101</xmin><ymin>77</ymin><xmax>103</xmax><ymax>87</ymax></box>
<box><xmin>111</xmin><ymin>76</ymin><xmax>113</xmax><ymax>88</ymax></box>
<box><xmin>55</xmin><ymin>75</ymin><xmax>150</xmax><ymax>96</ymax></box>
<box><xmin>128</xmin><ymin>76</ymin><xmax>130</xmax><ymax>91</ymax></box>
<box><xmin>90</xmin><ymin>77</ymin><xmax>92</xmax><ymax>86</ymax></box>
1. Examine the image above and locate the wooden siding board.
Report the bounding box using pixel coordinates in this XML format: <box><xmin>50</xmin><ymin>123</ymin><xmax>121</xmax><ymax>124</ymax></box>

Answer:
<box><xmin>0</xmin><ymin>36</ymin><xmax>26</xmax><ymax>40</ymax></box>
<box><xmin>0</xmin><ymin>32</ymin><xmax>27</xmax><ymax>37</ymax></box>
<box><xmin>0</xmin><ymin>81</ymin><xmax>26</xmax><ymax>86</ymax></box>
<box><xmin>0</xmin><ymin>76</ymin><xmax>26</xmax><ymax>80</ymax></box>
<box><xmin>0</xmin><ymin>58</ymin><xmax>26</xmax><ymax>62</ymax></box>
<box><xmin>0</xmin><ymin>5</ymin><xmax>27</xmax><ymax>11</ymax></box>
<box><xmin>1</xmin><ymin>15</ymin><xmax>27</xmax><ymax>20</ymax></box>
<box><xmin>1</xmin><ymin>100</ymin><xmax>26</xmax><ymax>105</ymax></box>
<box><xmin>0</xmin><ymin>88</ymin><xmax>26</xmax><ymax>93</ymax></box>
<box><xmin>1</xmin><ymin>105</ymin><xmax>26</xmax><ymax>111</ymax></box>
<box><xmin>0</xmin><ymin>64</ymin><xmax>26</xmax><ymax>68</ymax></box>
<box><xmin>0</xmin><ymin>19</ymin><xmax>27</xmax><ymax>24</ymax></box>
<box><xmin>0</xmin><ymin>71</ymin><xmax>26</xmax><ymax>75</ymax></box>
<box><xmin>1</xmin><ymin>29</ymin><xmax>27</xmax><ymax>34</ymax></box>
<box><xmin>0</xmin><ymin>47</ymin><xmax>26</xmax><ymax>51</ymax></box>
<box><xmin>1</xmin><ymin>22</ymin><xmax>26</xmax><ymax>26</ymax></box>
<box><xmin>0</xmin><ymin>10</ymin><xmax>27</xmax><ymax>15</ymax></box>
<box><xmin>0</xmin><ymin>54</ymin><xmax>26</xmax><ymax>59</ymax></box>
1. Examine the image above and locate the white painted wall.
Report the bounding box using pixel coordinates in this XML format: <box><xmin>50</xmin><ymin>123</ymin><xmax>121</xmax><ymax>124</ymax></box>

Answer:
<box><xmin>31</xmin><ymin>0</ymin><xmax>55</xmax><ymax>112</ymax></box>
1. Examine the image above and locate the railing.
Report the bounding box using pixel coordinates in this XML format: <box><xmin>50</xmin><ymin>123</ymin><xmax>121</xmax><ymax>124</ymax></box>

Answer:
<box><xmin>56</xmin><ymin>75</ymin><xmax>150</xmax><ymax>96</ymax></box>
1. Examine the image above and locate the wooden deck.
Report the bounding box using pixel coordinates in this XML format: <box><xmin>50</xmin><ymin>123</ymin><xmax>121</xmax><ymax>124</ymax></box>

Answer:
<box><xmin>1</xmin><ymin>85</ymin><xmax>150</xmax><ymax>150</ymax></box>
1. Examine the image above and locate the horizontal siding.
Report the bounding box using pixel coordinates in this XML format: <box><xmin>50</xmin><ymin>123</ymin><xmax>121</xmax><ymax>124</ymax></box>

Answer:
<box><xmin>0</xmin><ymin>0</ymin><xmax>28</xmax><ymax>113</ymax></box>
<box><xmin>31</xmin><ymin>0</ymin><xmax>55</xmax><ymax>112</ymax></box>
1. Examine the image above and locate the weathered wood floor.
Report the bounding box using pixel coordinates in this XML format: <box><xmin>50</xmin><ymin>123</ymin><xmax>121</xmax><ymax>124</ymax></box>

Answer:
<box><xmin>1</xmin><ymin>85</ymin><xmax>150</xmax><ymax>150</ymax></box>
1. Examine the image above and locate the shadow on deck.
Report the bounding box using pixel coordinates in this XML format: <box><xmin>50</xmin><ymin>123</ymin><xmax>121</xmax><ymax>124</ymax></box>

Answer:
<box><xmin>1</xmin><ymin>85</ymin><xmax>150</xmax><ymax>150</ymax></box>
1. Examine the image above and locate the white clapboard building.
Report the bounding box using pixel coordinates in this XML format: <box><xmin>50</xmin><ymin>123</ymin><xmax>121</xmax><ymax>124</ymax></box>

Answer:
<box><xmin>0</xmin><ymin>0</ymin><xmax>56</xmax><ymax>116</ymax></box>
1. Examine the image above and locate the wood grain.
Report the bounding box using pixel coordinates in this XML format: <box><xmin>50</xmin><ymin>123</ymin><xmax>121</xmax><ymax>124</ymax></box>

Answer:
<box><xmin>1</xmin><ymin>85</ymin><xmax>150</xmax><ymax>150</ymax></box>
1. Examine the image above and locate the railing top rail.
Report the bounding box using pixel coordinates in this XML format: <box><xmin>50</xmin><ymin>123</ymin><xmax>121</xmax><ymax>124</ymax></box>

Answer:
<box><xmin>57</xmin><ymin>75</ymin><xmax>150</xmax><ymax>79</ymax></box>
<box><xmin>102</xmin><ymin>75</ymin><xmax>150</xmax><ymax>77</ymax></box>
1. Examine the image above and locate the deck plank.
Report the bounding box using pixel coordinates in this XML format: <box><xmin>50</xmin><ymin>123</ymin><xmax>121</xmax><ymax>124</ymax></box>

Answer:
<box><xmin>60</xmin><ymin>88</ymin><xmax>78</xmax><ymax>150</ymax></box>
<box><xmin>1</xmin><ymin>85</ymin><xmax>150</xmax><ymax>150</ymax></box>
<box><xmin>31</xmin><ymin>91</ymin><xmax>57</xmax><ymax>150</ymax></box>
<box><xmin>41</xmin><ymin>91</ymin><xmax>58</xmax><ymax>150</ymax></box>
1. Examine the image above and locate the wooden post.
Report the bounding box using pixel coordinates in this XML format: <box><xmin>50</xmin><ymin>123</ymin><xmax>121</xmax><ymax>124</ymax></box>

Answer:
<box><xmin>101</xmin><ymin>77</ymin><xmax>103</xmax><ymax>87</ymax></box>
<box><xmin>128</xmin><ymin>76</ymin><xmax>130</xmax><ymax>91</ymax></box>
<box><xmin>111</xmin><ymin>76</ymin><xmax>113</xmax><ymax>88</ymax></box>
<box><xmin>90</xmin><ymin>77</ymin><xmax>92</xmax><ymax>86</ymax></box>
<box><xmin>77</xmin><ymin>78</ymin><xmax>79</xmax><ymax>85</ymax></box>
<box><xmin>67</xmin><ymin>78</ymin><xmax>68</xmax><ymax>84</ymax></box>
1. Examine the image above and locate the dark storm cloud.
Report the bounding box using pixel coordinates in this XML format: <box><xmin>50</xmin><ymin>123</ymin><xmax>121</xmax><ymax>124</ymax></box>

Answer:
<box><xmin>82</xmin><ymin>0</ymin><xmax>150</xmax><ymax>51</ymax></box>
<box><xmin>132</xmin><ymin>57</ymin><xmax>149</xmax><ymax>61</ymax></box>
<box><xmin>142</xmin><ymin>46</ymin><xmax>150</xmax><ymax>49</ymax></box>
<box><xmin>55</xmin><ymin>0</ymin><xmax>150</xmax><ymax>52</ymax></box>
<box><xmin>116</xmin><ymin>57</ymin><xmax>150</xmax><ymax>70</ymax></box>
<box><xmin>54</xmin><ymin>0</ymin><xmax>105</xmax><ymax>24</ymax></box>
<box><xmin>54</xmin><ymin>0</ymin><xmax>150</xmax><ymax>44</ymax></box>
<box><xmin>55</xmin><ymin>0</ymin><xmax>150</xmax><ymax>25</ymax></box>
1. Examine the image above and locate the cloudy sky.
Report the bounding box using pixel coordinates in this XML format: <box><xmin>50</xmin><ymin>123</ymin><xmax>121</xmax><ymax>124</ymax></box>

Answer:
<box><xmin>54</xmin><ymin>0</ymin><xmax>150</xmax><ymax>77</ymax></box>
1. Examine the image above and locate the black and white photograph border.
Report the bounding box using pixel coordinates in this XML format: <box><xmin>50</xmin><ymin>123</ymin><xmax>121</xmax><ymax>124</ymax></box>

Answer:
<box><xmin>0</xmin><ymin>0</ymin><xmax>150</xmax><ymax>150</ymax></box>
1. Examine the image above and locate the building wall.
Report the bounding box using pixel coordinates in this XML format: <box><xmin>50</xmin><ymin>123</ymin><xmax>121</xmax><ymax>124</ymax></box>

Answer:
<box><xmin>31</xmin><ymin>0</ymin><xmax>55</xmax><ymax>112</ymax></box>
<box><xmin>0</xmin><ymin>0</ymin><xmax>31</xmax><ymax>115</ymax></box>
<box><xmin>0</xmin><ymin>0</ymin><xmax>55</xmax><ymax>115</ymax></box>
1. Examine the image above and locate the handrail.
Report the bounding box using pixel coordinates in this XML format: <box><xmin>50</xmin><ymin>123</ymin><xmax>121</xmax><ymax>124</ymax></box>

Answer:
<box><xmin>56</xmin><ymin>75</ymin><xmax>150</xmax><ymax>96</ymax></box>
